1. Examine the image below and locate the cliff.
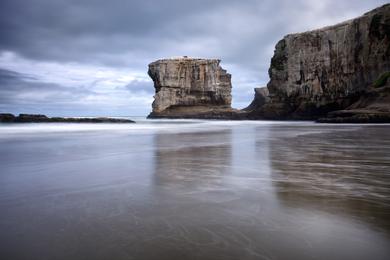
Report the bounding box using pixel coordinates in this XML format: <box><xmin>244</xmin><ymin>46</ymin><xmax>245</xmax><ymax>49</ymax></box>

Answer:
<box><xmin>317</xmin><ymin>72</ymin><xmax>390</xmax><ymax>123</ymax></box>
<box><xmin>249</xmin><ymin>4</ymin><xmax>390</xmax><ymax>121</ymax></box>
<box><xmin>147</xmin><ymin>57</ymin><xmax>241</xmax><ymax>119</ymax></box>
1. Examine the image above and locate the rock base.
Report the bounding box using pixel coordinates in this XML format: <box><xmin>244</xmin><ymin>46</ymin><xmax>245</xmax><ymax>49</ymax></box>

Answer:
<box><xmin>318</xmin><ymin>110</ymin><xmax>390</xmax><ymax>123</ymax></box>
<box><xmin>148</xmin><ymin>106</ymin><xmax>248</xmax><ymax>120</ymax></box>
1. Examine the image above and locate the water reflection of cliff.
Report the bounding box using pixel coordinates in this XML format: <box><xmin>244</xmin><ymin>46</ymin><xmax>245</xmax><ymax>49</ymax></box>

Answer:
<box><xmin>152</xmin><ymin>129</ymin><xmax>233</xmax><ymax>192</ymax></box>
<box><xmin>269</xmin><ymin>125</ymin><xmax>390</xmax><ymax>231</ymax></box>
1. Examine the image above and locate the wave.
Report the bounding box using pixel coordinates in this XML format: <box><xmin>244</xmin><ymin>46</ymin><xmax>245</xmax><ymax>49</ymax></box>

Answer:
<box><xmin>0</xmin><ymin>118</ymin><xmax>312</xmax><ymax>136</ymax></box>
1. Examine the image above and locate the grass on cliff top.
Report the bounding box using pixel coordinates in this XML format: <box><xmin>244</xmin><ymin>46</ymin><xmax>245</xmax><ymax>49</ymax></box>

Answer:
<box><xmin>373</xmin><ymin>71</ymin><xmax>390</xmax><ymax>88</ymax></box>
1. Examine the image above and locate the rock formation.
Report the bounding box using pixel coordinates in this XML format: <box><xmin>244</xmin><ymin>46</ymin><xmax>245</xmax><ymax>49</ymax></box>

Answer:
<box><xmin>0</xmin><ymin>113</ymin><xmax>135</xmax><ymax>123</ymax></box>
<box><xmin>317</xmin><ymin>72</ymin><xmax>390</xmax><ymax>123</ymax></box>
<box><xmin>147</xmin><ymin>57</ymin><xmax>242</xmax><ymax>119</ymax></box>
<box><xmin>0</xmin><ymin>113</ymin><xmax>16</xmax><ymax>122</ymax></box>
<box><xmin>147</xmin><ymin>5</ymin><xmax>389</xmax><ymax>122</ymax></box>
<box><xmin>248</xmin><ymin>4</ymin><xmax>390</xmax><ymax>121</ymax></box>
<box><xmin>243</xmin><ymin>87</ymin><xmax>270</xmax><ymax>111</ymax></box>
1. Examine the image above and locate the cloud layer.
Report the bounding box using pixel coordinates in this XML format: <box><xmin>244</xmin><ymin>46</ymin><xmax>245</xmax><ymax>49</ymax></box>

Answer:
<box><xmin>0</xmin><ymin>0</ymin><xmax>387</xmax><ymax>116</ymax></box>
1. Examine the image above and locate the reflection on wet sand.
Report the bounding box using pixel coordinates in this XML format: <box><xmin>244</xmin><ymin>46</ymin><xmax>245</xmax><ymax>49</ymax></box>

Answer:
<box><xmin>153</xmin><ymin>130</ymin><xmax>233</xmax><ymax>191</ymax></box>
<box><xmin>269</xmin><ymin>125</ymin><xmax>390</xmax><ymax>232</ymax></box>
<box><xmin>124</xmin><ymin>130</ymin><xmax>240</xmax><ymax>260</ymax></box>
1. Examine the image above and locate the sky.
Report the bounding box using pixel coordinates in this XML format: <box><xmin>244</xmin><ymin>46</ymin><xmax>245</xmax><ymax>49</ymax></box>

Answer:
<box><xmin>0</xmin><ymin>0</ymin><xmax>388</xmax><ymax>116</ymax></box>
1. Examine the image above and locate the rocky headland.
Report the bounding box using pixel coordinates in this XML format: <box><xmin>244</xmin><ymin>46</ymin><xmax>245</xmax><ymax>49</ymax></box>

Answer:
<box><xmin>0</xmin><ymin>113</ymin><xmax>135</xmax><ymax>123</ymax></box>
<box><xmin>248</xmin><ymin>4</ymin><xmax>390</xmax><ymax>122</ymax></box>
<box><xmin>148</xmin><ymin>4</ymin><xmax>390</xmax><ymax>123</ymax></box>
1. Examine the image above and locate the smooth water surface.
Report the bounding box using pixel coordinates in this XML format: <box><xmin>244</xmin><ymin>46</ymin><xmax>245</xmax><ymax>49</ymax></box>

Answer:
<box><xmin>0</xmin><ymin>120</ymin><xmax>389</xmax><ymax>260</ymax></box>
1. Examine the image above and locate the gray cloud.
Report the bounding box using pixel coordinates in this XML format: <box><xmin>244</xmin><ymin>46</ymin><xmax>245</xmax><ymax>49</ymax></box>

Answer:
<box><xmin>0</xmin><ymin>66</ymin><xmax>153</xmax><ymax>116</ymax></box>
<box><xmin>124</xmin><ymin>79</ymin><xmax>154</xmax><ymax>94</ymax></box>
<box><xmin>0</xmin><ymin>68</ymin><xmax>37</xmax><ymax>82</ymax></box>
<box><xmin>0</xmin><ymin>68</ymin><xmax>98</xmax><ymax>105</ymax></box>
<box><xmin>0</xmin><ymin>0</ymin><xmax>388</xmax><ymax>115</ymax></box>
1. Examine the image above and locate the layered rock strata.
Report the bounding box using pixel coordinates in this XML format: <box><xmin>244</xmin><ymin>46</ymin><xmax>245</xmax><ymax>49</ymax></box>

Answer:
<box><xmin>147</xmin><ymin>57</ymin><xmax>238</xmax><ymax>119</ymax></box>
<box><xmin>249</xmin><ymin>4</ymin><xmax>390</xmax><ymax>121</ymax></box>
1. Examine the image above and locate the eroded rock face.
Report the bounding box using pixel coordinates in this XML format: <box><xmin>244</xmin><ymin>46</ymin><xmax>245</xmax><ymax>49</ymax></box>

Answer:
<box><xmin>317</xmin><ymin>74</ymin><xmax>390</xmax><ymax>123</ymax></box>
<box><xmin>148</xmin><ymin>57</ymin><xmax>233</xmax><ymax>118</ymax></box>
<box><xmin>244</xmin><ymin>87</ymin><xmax>270</xmax><ymax>112</ymax></box>
<box><xmin>256</xmin><ymin>4</ymin><xmax>390</xmax><ymax>119</ymax></box>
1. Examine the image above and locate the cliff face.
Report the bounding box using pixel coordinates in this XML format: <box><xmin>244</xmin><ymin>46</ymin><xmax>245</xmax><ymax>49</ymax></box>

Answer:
<box><xmin>317</xmin><ymin>73</ymin><xmax>390</xmax><ymax>123</ymax></box>
<box><xmin>244</xmin><ymin>87</ymin><xmax>269</xmax><ymax>111</ymax></box>
<box><xmin>255</xmin><ymin>4</ymin><xmax>390</xmax><ymax>119</ymax></box>
<box><xmin>148</xmin><ymin>57</ymin><xmax>234</xmax><ymax>118</ymax></box>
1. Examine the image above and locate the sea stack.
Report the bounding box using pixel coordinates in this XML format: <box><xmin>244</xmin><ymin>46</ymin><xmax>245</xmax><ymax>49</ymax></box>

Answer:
<box><xmin>248</xmin><ymin>4</ymin><xmax>390</xmax><ymax>122</ymax></box>
<box><xmin>147</xmin><ymin>57</ymin><xmax>241</xmax><ymax>119</ymax></box>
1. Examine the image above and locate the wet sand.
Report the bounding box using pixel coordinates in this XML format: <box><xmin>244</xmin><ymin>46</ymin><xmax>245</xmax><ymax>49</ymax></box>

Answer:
<box><xmin>0</xmin><ymin>120</ymin><xmax>389</xmax><ymax>259</ymax></box>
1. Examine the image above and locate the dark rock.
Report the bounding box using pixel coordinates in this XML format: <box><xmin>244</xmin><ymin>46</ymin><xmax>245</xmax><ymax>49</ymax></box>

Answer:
<box><xmin>47</xmin><ymin>117</ymin><xmax>135</xmax><ymax>123</ymax></box>
<box><xmin>0</xmin><ymin>114</ymin><xmax>135</xmax><ymax>123</ymax></box>
<box><xmin>148</xmin><ymin>106</ymin><xmax>248</xmax><ymax>120</ymax></box>
<box><xmin>318</xmin><ymin>111</ymin><xmax>390</xmax><ymax>123</ymax></box>
<box><xmin>244</xmin><ymin>87</ymin><xmax>270</xmax><ymax>112</ymax></box>
<box><xmin>318</xmin><ymin>74</ymin><xmax>390</xmax><ymax>123</ymax></box>
<box><xmin>0</xmin><ymin>113</ymin><xmax>16</xmax><ymax>122</ymax></box>
<box><xmin>15</xmin><ymin>114</ymin><xmax>49</xmax><ymax>122</ymax></box>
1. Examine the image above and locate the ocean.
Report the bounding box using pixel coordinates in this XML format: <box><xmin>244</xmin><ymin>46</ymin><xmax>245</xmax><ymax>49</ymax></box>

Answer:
<box><xmin>0</xmin><ymin>119</ymin><xmax>389</xmax><ymax>259</ymax></box>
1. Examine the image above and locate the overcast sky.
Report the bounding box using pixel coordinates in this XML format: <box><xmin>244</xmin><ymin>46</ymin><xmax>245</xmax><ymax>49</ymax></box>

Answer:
<box><xmin>0</xmin><ymin>0</ymin><xmax>388</xmax><ymax>116</ymax></box>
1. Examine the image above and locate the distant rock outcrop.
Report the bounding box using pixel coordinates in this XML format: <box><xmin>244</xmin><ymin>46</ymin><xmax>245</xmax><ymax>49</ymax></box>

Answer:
<box><xmin>0</xmin><ymin>113</ymin><xmax>135</xmax><ymax>123</ymax></box>
<box><xmin>147</xmin><ymin>57</ymin><xmax>242</xmax><ymax>119</ymax></box>
<box><xmin>248</xmin><ymin>4</ymin><xmax>390</xmax><ymax>122</ymax></box>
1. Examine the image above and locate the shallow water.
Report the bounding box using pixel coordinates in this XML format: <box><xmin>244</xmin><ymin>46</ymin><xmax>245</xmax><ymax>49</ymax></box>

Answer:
<box><xmin>0</xmin><ymin>120</ymin><xmax>389</xmax><ymax>260</ymax></box>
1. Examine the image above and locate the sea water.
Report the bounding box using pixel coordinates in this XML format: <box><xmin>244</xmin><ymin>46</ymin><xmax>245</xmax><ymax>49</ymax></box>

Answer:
<box><xmin>0</xmin><ymin>119</ymin><xmax>389</xmax><ymax>259</ymax></box>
